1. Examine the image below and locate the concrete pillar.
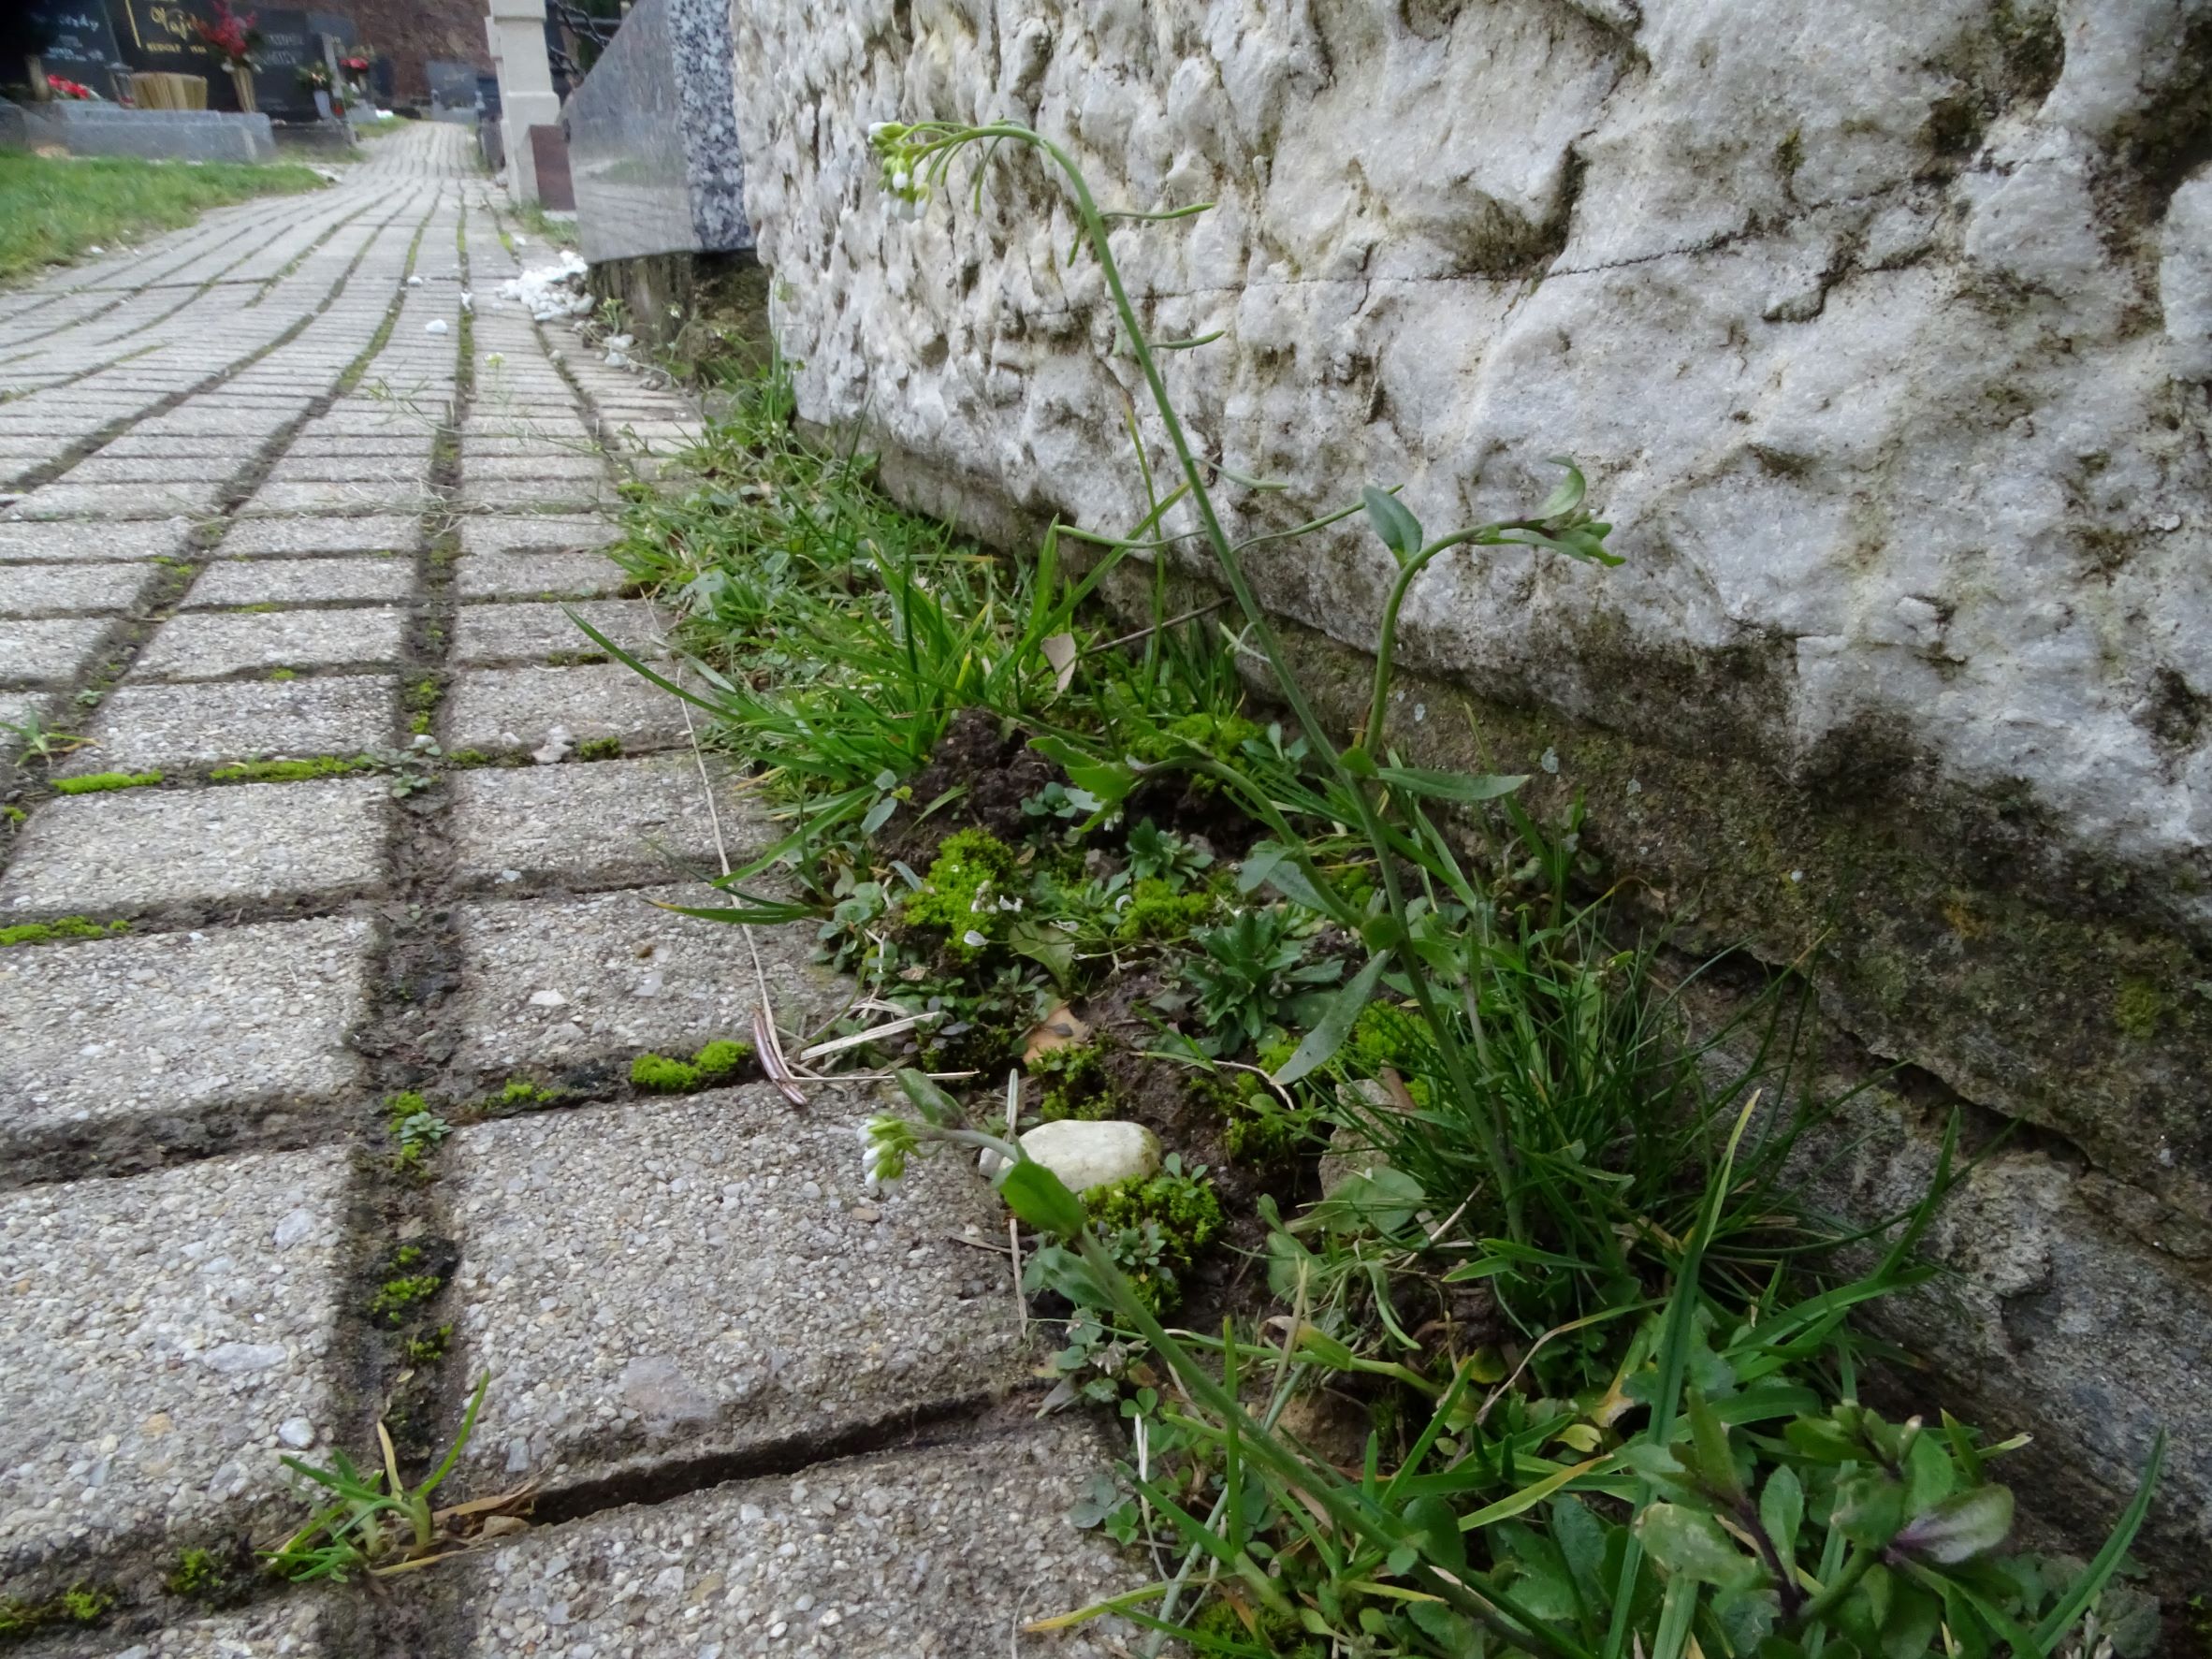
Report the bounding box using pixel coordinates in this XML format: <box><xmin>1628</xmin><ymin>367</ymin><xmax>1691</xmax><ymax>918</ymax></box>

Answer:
<box><xmin>488</xmin><ymin>0</ymin><xmax>558</xmax><ymax>205</ymax></box>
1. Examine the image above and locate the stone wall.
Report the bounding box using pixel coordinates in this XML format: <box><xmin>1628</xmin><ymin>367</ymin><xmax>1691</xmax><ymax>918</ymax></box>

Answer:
<box><xmin>724</xmin><ymin>0</ymin><xmax>2212</xmax><ymax>1558</ymax></box>
<box><xmin>347</xmin><ymin>0</ymin><xmax>488</xmax><ymax>103</ymax></box>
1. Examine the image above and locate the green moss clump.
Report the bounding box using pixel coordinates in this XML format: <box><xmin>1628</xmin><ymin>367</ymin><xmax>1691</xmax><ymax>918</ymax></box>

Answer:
<box><xmin>404</xmin><ymin>677</ymin><xmax>441</xmax><ymax>713</ymax></box>
<box><xmin>576</xmin><ymin>735</ymin><xmax>622</xmax><ymax>761</ymax></box>
<box><xmin>209</xmin><ymin>755</ymin><xmax>363</xmax><ymax>783</ymax></box>
<box><xmin>1</xmin><ymin>915</ymin><xmax>128</xmax><ymax>947</ymax></box>
<box><xmin>165</xmin><ymin>1546</ymin><xmax>246</xmax><ymax>1607</ymax></box>
<box><xmin>3</xmin><ymin>805</ymin><xmax>25</xmax><ymax>824</ymax></box>
<box><xmin>1116</xmin><ymin>877</ymin><xmax>1212</xmax><ymax>942</ymax></box>
<box><xmin>1130</xmin><ymin>710</ymin><xmax>1264</xmax><ymax>767</ymax></box>
<box><xmin>0</xmin><ymin>1582</ymin><xmax>114</xmax><ymax>1636</ymax></box>
<box><xmin>370</xmin><ymin>1274</ymin><xmax>443</xmax><ymax>1324</ymax></box>
<box><xmin>488</xmin><ymin>1078</ymin><xmax>561</xmax><ymax>1109</ymax></box>
<box><xmin>1190</xmin><ymin>1069</ymin><xmax>1309</xmax><ymax>1165</ymax></box>
<box><xmin>386</xmin><ymin>1091</ymin><xmax>452</xmax><ymax>1173</ymax></box>
<box><xmin>52</xmin><ymin>769</ymin><xmax>162</xmax><ymax>794</ymax></box>
<box><xmin>1087</xmin><ymin>1163</ymin><xmax>1224</xmax><ymax>1313</ymax></box>
<box><xmin>2115</xmin><ymin>978</ymin><xmax>2168</xmax><ymax>1040</ymax></box>
<box><xmin>445</xmin><ymin>748</ymin><xmax>494</xmax><ymax>767</ymax></box>
<box><xmin>267</xmin><ymin>668</ymin><xmax>297</xmax><ymax>682</ymax></box>
<box><xmin>409</xmin><ymin>712</ymin><xmax>433</xmax><ymax>735</ymax></box>
<box><xmin>404</xmin><ymin>1323</ymin><xmax>452</xmax><ymax>1364</ymax></box>
<box><xmin>692</xmin><ymin>1038</ymin><xmax>754</xmax><ymax>1078</ymax></box>
<box><xmin>1033</xmin><ymin>1042</ymin><xmax>1115</xmax><ymax>1122</ymax></box>
<box><xmin>632</xmin><ymin>1052</ymin><xmax>702</xmax><ymax>1092</ymax></box>
<box><xmin>905</xmin><ymin>828</ymin><xmax>1022</xmax><ymax>960</ymax></box>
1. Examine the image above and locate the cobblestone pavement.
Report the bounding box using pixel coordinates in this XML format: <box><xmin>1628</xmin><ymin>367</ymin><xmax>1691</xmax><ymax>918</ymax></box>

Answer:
<box><xmin>1</xmin><ymin>124</ymin><xmax>1123</xmax><ymax>1657</ymax></box>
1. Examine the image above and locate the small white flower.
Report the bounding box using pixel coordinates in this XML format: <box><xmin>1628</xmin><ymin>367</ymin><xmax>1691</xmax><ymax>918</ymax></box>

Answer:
<box><xmin>891</xmin><ymin>168</ymin><xmax>910</xmax><ymax>191</ymax></box>
<box><xmin>1413</xmin><ymin>702</ymin><xmax>1427</xmax><ymax>723</ymax></box>
<box><xmin>868</xmin><ymin>121</ymin><xmax>891</xmax><ymax>139</ymax></box>
<box><xmin>997</xmin><ymin>895</ymin><xmax>1023</xmax><ymax>912</ymax></box>
<box><xmin>485</xmin><ymin>351</ymin><xmax>505</xmax><ymax>366</ymax></box>
<box><xmin>962</xmin><ymin>929</ymin><xmax>988</xmax><ymax>949</ymax></box>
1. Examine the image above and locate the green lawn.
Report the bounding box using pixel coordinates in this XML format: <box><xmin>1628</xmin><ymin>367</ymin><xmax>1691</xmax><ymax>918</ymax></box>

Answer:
<box><xmin>0</xmin><ymin>153</ymin><xmax>329</xmax><ymax>285</ymax></box>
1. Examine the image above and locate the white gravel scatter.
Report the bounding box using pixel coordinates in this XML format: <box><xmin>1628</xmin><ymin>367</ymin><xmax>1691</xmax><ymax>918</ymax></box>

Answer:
<box><xmin>445</xmin><ymin>1087</ymin><xmax>1026</xmax><ymax>1491</ymax></box>
<box><xmin>59</xmin><ymin>677</ymin><xmax>397</xmax><ymax>776</ymax></box>
<box><xmin>448</xmin><ymin>887</ymin><xmax>837</xmax><ymax>1074</ymax></box>
<box><xmin>0</xmin><ymin>1150</ymin><xmax>348</xmax><ymax>1572</ymax></box>
<box><xmin>0</xmin><ymin>917</ymin><xmax>371</xmax><ymax>1136</ymax></box>
<box><xmin>445</xmin><ymin>757</ymin><xmax>754</xmax><ymax>888</ymax></box>
<box><xmin>0</xmin><ymin>779</ymin><xmax>388</xmax><ymax>917</ymax></box>
<box><xmin>460</xmin><ymin>1424</ymin><xmax>1130</xmax><ymax>1657</ymax></box>
<box><xmin>135</xmin><ymin>607</ymin><xmax>411</xmax><ymax>681</ymax></box>
<box><xmin>443</xmin><ymin>664</ymin><xmax>690</xmax><ymax>755</ymax></box>
<box><xmin>93</xmin><ymin>1595</ymin><xmax>327</xmax><ymax>1656</ymax></box>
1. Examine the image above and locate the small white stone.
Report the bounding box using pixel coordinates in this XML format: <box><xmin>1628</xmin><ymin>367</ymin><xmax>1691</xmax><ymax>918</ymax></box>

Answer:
<box><xmin>986</xmin><ymin>1119</ymin><xmax>1161</xmax><ymax>1194</ymax></box>
<box><xmin>425</xmin><ymin>319</ymin><xmax>447</xmax><ymax>334</ymax></box>
<box><xmin>278</xmin><ymin>1417</ymin><xmax>316</xmax><ymax>1449</ymax></box>
<box><xmin>529</xmin><ymin>989</ymin><xmax>569</xmax><ymax>1008</ymax></box>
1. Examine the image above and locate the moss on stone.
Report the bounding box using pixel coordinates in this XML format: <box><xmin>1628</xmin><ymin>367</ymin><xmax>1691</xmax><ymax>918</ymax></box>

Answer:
<box><xmin>1115</xmin><ymin>876</ymin><xmax>1213</xmax><ymax>942</ymax></box>
<box><xmin>209</xmin><ymin>755</ymin><xmax>365</xmax><ymax>783</ymax></box>
<box><xmin>632</xmin><ymin>1052</ymin><xmax>701</xmax><ymax>1092</ymax></box>
<box><xmin>0</xmin><ymin>915</ymin><xmax>129</xmax><ymax>947</ymax></box>
<box><xmin>52</xmin><ymin>769</ymin><xmax>161</xmax><ymax>794</ymax></box>
<box><xmin>576</xmin><ymin>735</ymin><xmax>622</xmax><ymax>760</ymax></box>
<box><xmin>2115</xmin><ymin>978</ymin><xmax>2169</xmax><ymax>1040</ymax></box>
<box><xmin>692</xmin><ymin>1038</ymin><xmax>753</xmax><ymax>1078</ymax></box>
<box><xmin>370</xmin><ymin>1273</ymin><xmax>442</xmax><ymax>1324</ymax></box>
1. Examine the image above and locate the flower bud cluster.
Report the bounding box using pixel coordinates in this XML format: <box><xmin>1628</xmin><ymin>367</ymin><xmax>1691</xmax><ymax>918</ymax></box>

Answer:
<box><xmin>868</xmin><ymin>121</ymin><xmax>932</xmax><ymax>221</ymax></box>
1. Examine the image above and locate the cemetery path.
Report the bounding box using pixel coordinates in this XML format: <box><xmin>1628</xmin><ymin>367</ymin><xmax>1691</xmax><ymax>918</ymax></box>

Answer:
<box><xmin>0</xmin><ymin>122</ymin><xmax>1122</xmax><ymax>1656</ymax></box>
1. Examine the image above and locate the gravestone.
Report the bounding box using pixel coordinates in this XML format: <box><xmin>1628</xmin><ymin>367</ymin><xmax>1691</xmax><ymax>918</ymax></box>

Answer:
<box><xmin>427</xmin><ymin>56</ymin><xmax>478</xmax><ymax>120</ymax></box>
<box><xmin>109</xmin><ymin>0</ymin><xmax>226</xmax><ymax>98</ymax></box>
<box><xmin>24</xmin><ymin>1</ymin><xmax>124</xmax><ymax>102</ymax></box>
<box><xmin>248</xmin><ymin>8</ymin><xmax>322</xmax><ymax>122</ymax></box>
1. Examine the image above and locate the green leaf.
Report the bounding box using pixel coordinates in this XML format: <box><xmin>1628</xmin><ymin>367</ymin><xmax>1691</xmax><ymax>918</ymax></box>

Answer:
<box><xmin>1635</xmin><ymin>1504</ymin><xmax>1761</xmax><ymax>1591</ymax></box>
<box><xmin>1686</xmin><ymin>1390</ymin><xmax>1744</xmax><ymax>1505</ymax></box>
<box><xmin>997</xmin><ymin>1158</ymin><xmax>1088</xmax><ymax>1238</ymax></box>
<box><xmin>1273</xmin><ymin>952</ymin><xmax>1389</xmax><ymax>1085</ymax></box>
<box><xmin>1535</xmin><ymin>457</ymin><xmax>1588</xmax><ymax>520</ymax></box>
<box><xmin>894</xmin><ymin>1068</ymin><xmax>963</xmax><ymax>1127</ymax></box>
<box><xmin>2030</xmin><ymin>1430</ymin><xmax>2164</xmax><ymax>1651</ymax></box>
<box><xmin>1362</xmin><ymin>486</ymin><xmax>1424</xmax><ymax>565</ymax></box>
<box><xmin>1374</xmin><ymin>765</ymin><xmax>1528</xmax><ymax>804</ymax></box>
<box><xmin>1402</xmin><ymin>1494</ymin><xmax>1467</xmax><ymax>1573</ymax></box>
<box><xmin>1891</xmin><ymin>1485</ymin><xmax>2013</xmax><ymax>1565</ymax></box>
<box><xmin>1006</xmin><ymin>917</ymin><xmax>1077</xmax><ymax>982</ymax></box>
<box><xmin>1237</xmin><ymin>840</ymin><xmax>1331</xmax><ymax>911</ymax></box>
<box><xmin>1757</xmin><ymin>1465</ymin><xmax>1803</xmax><ymax>1581</ymax></box>
<box><xmin>1550</xmin><ymin>1494</ymin><xmax>1611</xmax><ymax>1622</ymax></box>
<box><xmin>1831</xmin><ymin>1472</ymin><xmax>1907</xmax><ymax>1550</ymax></box>
<box><xmin>1903</xmin><ymin>1430</ymin><xmax>1956</xmax><ymax>1514</ymax></box>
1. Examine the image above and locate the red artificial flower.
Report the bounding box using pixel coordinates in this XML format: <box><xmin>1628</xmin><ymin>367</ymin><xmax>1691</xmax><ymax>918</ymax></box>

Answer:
<box><xmin>192</xmin><ymin>0</ymin><xmax>261</xmax><ymax>64</ymax></box>
<box><xmin>342</xmin><ymin>56</ymin><xmax>369</xmax><ymax>71</ymax></box>
<box><xmin>47</xmin><ymin>75</ymin><xmax>95</xmax><ymax>99</ymax></box>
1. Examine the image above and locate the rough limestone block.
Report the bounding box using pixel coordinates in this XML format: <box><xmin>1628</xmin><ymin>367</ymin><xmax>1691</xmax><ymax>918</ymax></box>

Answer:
<box><xmin>0</xmin><ymin>918</ymin><xmax>371</xmax><ymax>1141</ymax></box>
<box><xmin>0</xmin><ymin>519</ymin><xmax>195</xmax><ymax>562</ymax></box>
<box><xmin>458</xmin><ymin>1426</ymin><xmax>1130</xmax><ymax>1657</ymax></box>
<box><xmin>0</xmin><ymin>1149</ymin><xmax>349</xmax><ymax>1574</ymax></box>
<box><xmin>448</xmin><ymin>886</ymin><xmax>838</xmax><ymax>1076</ymax></box>
<box><xmin>445</xmin><ymin>755</ymin><xmax>750</xmax><ymax>888</ymax></box>
<box><xmin>442</xmin><ymin>663</ymin><xmax>691</xmax><ymax>756</ymax></box>
<box><xmin>186</xmin><ymin>557</ymin><xmax>415</xmax><ymax>610</ymax></box>
<box><xmin>0</xmin><ymin>779</ymin><xmax>387</xmax><ymax>919</ymax></box>
<box><xmin>444</xmin><ymin>1087</ymin><xmax>1024</xmax><ymax>1491</ymax></box>
<box><xmin>0</xmin><ymin>563</ymin><xmax>161</xmax><ymax>618</ymax></box>
<box><xmin>59</xmin><ymin>677</ymin><xmax>395</xmax><ymax>776</ymax></box>
<box><xmin>136</xmin><ymin>608</ymin><xmax>411</xmax><ymax>680</ymax></box>
<box><xmin>0</xmin><ymin>616</ymin><xmax>114</xmax><ymax>686</ymax></box>
<box><xmin>88</xmin><ymin>1599</ymin><xmax>328</xmax><ymax>1657</ymax></box>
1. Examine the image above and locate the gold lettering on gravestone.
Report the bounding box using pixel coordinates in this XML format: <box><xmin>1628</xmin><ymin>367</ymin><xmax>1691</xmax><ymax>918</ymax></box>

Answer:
<box><xmin>118</xmin><ymin>1</ymin><xmax>214</xmax><ymax>63</ymax></box>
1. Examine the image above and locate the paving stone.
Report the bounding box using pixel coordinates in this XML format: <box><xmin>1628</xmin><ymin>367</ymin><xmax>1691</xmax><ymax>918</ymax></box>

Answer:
<box><xmin>0</xmin><ymin>779</ymin><xmax>387</xmax><ymax>918</ymax></box>
<box><xmin>451</xmin><ymin>600</ymin><xmax>666</xmax><ymax>665</ymax></box>
<box><xmin>264</xmin><ymin>453</ymin><xmax>434</xmax><ymax>484</ymax></box>
<box><xmin>457</xmin><ymin>435</ymin><xmax>603</xmax><ymax>459</ymax></box>
<box><xmin>88</xmin><ymin>1598</ymin><xmax>328</xmax><ymax>1657</ymax></box>
<box><xmin>187</xmin><ymin>556</ymin><xmax>415</xmax><ymax>609</ymax></box>
<box><xmin>59</xmin><ymin>677</ymin><xmax>395</xmax><ymax>775</ymax></box>
<box><xmin>95</xmin><ymin>437</ymin><xmax>261</xmax><ymax>461</ymax></box>
<box><xmin>240</xmin><ymin>481</ymin><xmax>438</xmax><ymax>517</ymax></box>
<box><xmin>280</xmin><ymin>436</ymin><xmax>439</xmax><ymax>458</ymax></box>
<box><xmin>0</xmin><ymin>1149</ymin><xmax>349</xmax><ymax>1575</ymax></box>
<box><xmin>458</xmin><ymin>515</ymin><xmax>616</xmax><ymax>556</ymax></box>
<box><xmin>131</xmin><ymin>408</ymin><xmax>292</xmax><ymax>438</ymax></box>
<box><xmin>0</xmin><ymin>518</ymin><xmax>194</xmax><ymax>562</ymax></box>
<box><xmin>10</xmin><ymin>481</ymin><xmax>226</xmax><ymax>518</ymax></box>
<box><xmin>0</xmin><ymin>615</ymin><xmax>113</xmax><ymax>686</ymax></box>
<box><xmin>452</xmin><ymin>550</ymin><xmax>631</xmax><ymax>602</ymax></box>
<box><xmin>218</xmin><ymin>516</ymin><xmax>420</xmax><ymax>558</ymax></box>
<box><xmin>0</xmin><ymin>917</ymin><xmax>371</xmax><ymax>1139</ymax></box>
<box><xmin>458</xmin><ymin>478</ymin><xmax>617</xmax><ymax>513</ymax></box>
<box><xmin>458</xmin><ymin>1424</ymin><xmax>1129</xmax><ymax>1658</ymax></box>
<box><xmin>58</xmin><ymin>458</ymin><xmax>237</xmax><ymax>485</ymax></box>
<box><xmin>0</xmin><ymin>561</ymin><xmax>162</xmax><ymax>618</ymax></box>
<box><xmin>449</xmin><ymin>886</ymin><xmax>841</xmax><ymax>1076</ymax></box>
<box><xmin>443</xmin><ymin>663</ymin><xmax>691</xmax><ymax>755</ymax></box>
<box><xmin>136</xmin><ymin>607</ymin><xmax>411</xmax><ymax>680</ymax></box>
<box><xmin>446</xmin><ymin>756</ymin><xmax>749</xmax><ymax>889</ymax></box>
<box><xmin>461</xmin><ymin>454</ymin><xmax>610</xmax><ymax>480</ymax></box>
<box><xmin>445</xmin><ymin>1085</ymin><xmax>1025</xmax><ymax>1491</ymax></box>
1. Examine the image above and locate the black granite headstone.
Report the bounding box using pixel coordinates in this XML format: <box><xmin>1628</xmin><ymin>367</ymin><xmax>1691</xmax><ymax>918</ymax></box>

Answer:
<box><xmin>109</xmin><ymin>0</ymin><xmax>230</xmax><ymax>104</ymax></box>
<box><xmin>25</xmin><ymin>0</ymin><xmax>124</xmax><ymax>101</ymax></box>
<box><xmin>249</xmin><ymin>8</ymin><xmax>320</xmax><ymax>121</ymax></box>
